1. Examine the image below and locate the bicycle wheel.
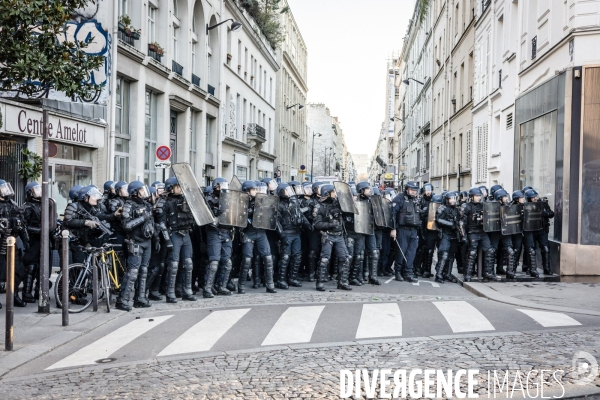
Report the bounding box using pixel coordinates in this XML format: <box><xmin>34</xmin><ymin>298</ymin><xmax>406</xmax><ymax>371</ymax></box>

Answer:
<box><xmin>55</xmin><ymin>263</ymin><xmax>106</xmax><ymax>313</ymax></box>
<box><xmin>101</xmin><ymin>263</ymin><xmax>111</xmax><ymax>313</ymax></box>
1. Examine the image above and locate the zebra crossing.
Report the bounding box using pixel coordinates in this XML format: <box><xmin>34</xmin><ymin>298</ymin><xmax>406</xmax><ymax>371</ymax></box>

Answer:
<box><xmin>46</xmin><ymin>301</ymin><xmax>595</xmax><ymax>371</ymax></box>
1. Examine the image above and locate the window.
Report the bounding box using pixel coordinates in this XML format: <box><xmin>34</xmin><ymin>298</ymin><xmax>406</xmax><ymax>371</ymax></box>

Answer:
<box><xmin>115</xmin><ymin>77</ymin><xmax>130</xmax><ymax>135</ymax></box>
<box><xmin>147</xmin><ymin>5</ymin><xmax>156</xmax><ymax>44</ymax></box>
<box><xmin>189</xmin><ymin>112</ymin><xmax>197</xmax><ymax>174</ymax></box>
<box><xmin>119</xmin><ymin>0</ymin><xmax>128</xmax><ymax>16</ymax></box>
<box><xmin>206</xmin><ymin>116</ymin><xmax>215</xmax><ymax>154</ymax></box>
<box><xmin>170</xmin><ymin>111</ymin><xmax>178</xmax><ymax>164</ymax></box>
<box><xmin>172</xmin><ymin>25</ymin><xmax>179</xmax><ymax>62</ymax></box>
<box><xmin>144</xmin><ymin>90</ymin><xmax>157</xmax><ymax>184</ymax></box>
<box><xmin>172</xmin><ymin>0</ymin><xmax>178</xmax><ymax>17</ymax></box>
<box><xmin>466</xmin><ymin>129</ymin><xmax>472</xmax><ymax>168</ymax></box>
<box><xmin>476</xmin><ymin>124</ymin><xmax>488</xmax><ymax>183</ymax></box>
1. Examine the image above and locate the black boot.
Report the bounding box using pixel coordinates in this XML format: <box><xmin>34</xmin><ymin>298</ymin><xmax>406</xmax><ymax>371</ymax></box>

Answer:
<box><xmin>541</xmin><ymin>246</ymin><xmax>552</xmax><ymax>275</ymax></box>
<box><xmin>422</xmin><ymin>249</ymin><xmax>434</xmax><ymax>278</ymax></box>
<box><xmin>413</xmin><ymin>245</ymin><xmax>425</xmax><ymax>277</ymax></box>
<box><xmin>443</xmin><ymin>255</ymin><xmax>458</xmax><ymax>283</ymax></box>
<box><xmin>181</xmin><ymin>258</ymin><xmax>197</xmax><ymax>301</ymax></box>
<box><xmin>496</xmin><ymin>247</ymin><xmax>507</xmax><ymax>275</ymax></box>
<box><xmin>203</xmin><ymin>260</ymin><xmax>218</xmax><ymax>298</ymax></box>
<box><xmin>337</xmin><ymin>258</ymin><xmax>352</xmax><ymax>291</ymax></box>
<box><xmin>288</xmin><ymin>254</ymin><xmax>303</xmax><ymax>287</ymax></box>
<box><xmin>482</xmin><ymin>250</ymin><xmax>499</xmax><ymax>281</ymax></box>
<box><xmin>434</xmin><ymin>252</ymin><xmax>447</xmax><ymax>284</ymax></box>
<box><xmin>165</xmin><ymin>261</ymin><xmax>179</xmax><ymax>303</ymax></box>
<box><xmin>116</xmin><ymin>268</ymin><xmax>138</xmax><ymax>311</ymax></box>
<box><xmin>147</xmin><ymin>262</ymin><xmax>165</xmax><ymax>301</ymax></box>
<box><xmin>360</xmin><ymin>251</ymin><xmax>368</xmax><ymax>283</ymax></box>
<box><xmin>307</xmin><ymin>250</ymin><xmax>317</xmax><ymax>282</ymax></box>
<box><xmin>252</xmin><ymin>255</ymin><xmax>262</xmax><ymax>289</ymax></box>
<box><xmin>528</xmin><ymin>247</ymin><xmax>539</xmax><ymax>277</ymax></box>
<box><xmin>215</xmin><ymin>260</ymin><xmax>233</xmax><ymax>295</ymax></box>
<box><xmin>368</xmin><ymin>250</ymin><xmax>381</xmax><ymax>285</ymax></box>
<box><xmin>238</xmin><ymin>257</ymin><xmax>252</xmax><ymax>294</ymax></box>
<box><xmin>464</xmin><ymin>248</ymin><xmax>477</xmax><ymax>282</ymax></box>
<box><xmin>276</xmin><ymin>254</ymin><xmax>290</xmax><ymax>289</ymax></box>
<box><xmin>522</xmin><ymin>245</ymin><xmax>530</xmax><ymax>274</ymax></box>
<box><xmin>505</xmin><ymin>247</ymin><xmax>516</xmax><ymax>280</ymax></box>
<box><xmin>513</xmin><ymin>246</ymin><xmax>522</xmax><ymax>274</ymax></box>
<box><xmin>23</xmin><ymin>264</ymin><xmax>37</xmax><ymax>303</ymax></box>
<box><xmin>134</xmin><ymin>266</ymin><xmax>151</xmax><ymax>308</ymax></box>
<box><xmin>316</xmin><ymin>258</ymin><xmax>327</xmax><ymax>291</ymax></box>
<box><xmin>349</xmin><ymin>254</ymin><xmax>363</xmax><ymax>286</ymax></box>
<box><xmin>263</xmin><ymin>256</ymin><xmax>277</xmax><ymax>293</ymax></box>
<box><xmin>14</xmin><ymin>292</ymin><xmax>27</xmax><ymax>307</ymax></box>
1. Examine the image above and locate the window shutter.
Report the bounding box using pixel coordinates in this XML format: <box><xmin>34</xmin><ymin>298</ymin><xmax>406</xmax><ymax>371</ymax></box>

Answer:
<box><xmin>466</xmin><ymin>129</ymin><xmax>472</xmax><ymax>170</ymax></box>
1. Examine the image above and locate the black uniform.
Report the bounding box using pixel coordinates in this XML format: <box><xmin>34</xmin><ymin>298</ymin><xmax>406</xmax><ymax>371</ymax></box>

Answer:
<box><xmin>313</xmin><ymin>198</ymin><xmax>351</xmax><ymax>291</ymax></box>
<box><xmin>305</xmin><ymin>195</ymin><xmax>322</xmax><ymax>282</ymax></box>
<box><xmin>205</xmin><ymin>191</ymin><xmax>234</xmax><ymax>296</ymax></box>
<box><xmin>276</xmin><ymin>197</ymin><xmax>311</xmax><ymax>289</ymax></box>
<box><xmin>0</xmin><ymin>198</ymin><xmax>28</xmax><ymax>306</ymax></box>
<box><xmin>391</xmin><ymin>193</ymin><xmax>421</xmax><ymax>281</ymax></box>
<box><xmin>21</xmin><ymin>197</ymin><xmax>43</xmax><ymax>302</ymax></box>
<box><xmin>459</xmin><ymin>201</ymin><xmax>495</xmax><ymax>281</ymax></box>
<box><xmin>344</xmin><ymin>195</ymin><xmax>379</xmax><ymax>286</ymax></box>
<box><xmin>524</xmin><ymin>201</ymin><xmax>554</xmax><ymax>276</ymax></box>
<box><xmin>63</xmin><ymin>201</ymin><xmax>115</xmax><ymax>263</ymax></box>
<box><xmin>120</xmin><ymin>197</ymin><xmax>155</xmax><ymax>309</ymax></box>
<box><xmin>415</xmin><ymin>194</ymin><xmax>437</xmax><ymax>278</ymax></box>
<box><xmin>159</xmin><ymin>193</ymin><xmax>197</xmax><ymax>302</ymax></box>
<box><xmin>434</xmin><ymin>203</ymin><xmax>460</xmax><ymax>282</ymax></box>
<box><xmin>147</xmin><ymin>195</ymin><xmax>171</xmax><ymax>300</ymax></box>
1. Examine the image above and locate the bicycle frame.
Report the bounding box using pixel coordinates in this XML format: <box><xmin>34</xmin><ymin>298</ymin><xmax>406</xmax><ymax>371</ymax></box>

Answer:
<box><xmin>101</xmin><ymin>249</ymin><xmax>124</xmax><ymax>290</ymax></box>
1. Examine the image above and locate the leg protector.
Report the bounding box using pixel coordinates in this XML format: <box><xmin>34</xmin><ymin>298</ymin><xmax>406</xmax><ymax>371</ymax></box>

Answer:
<box><xmin>307</xmin><ymin>250</ymin><xmax>317</xmax><ymax>282</ymax></box>
<box><xmin>263</xmin><ymin>255</ymin><xmax>277</xmax><ymax>293</ymax></box>
<box><xmin>276</xmin><ymin>253</ymin><xmax>290</xmax><ymax>289</ymax></box>
<box><xmin>421</xmin><ymin>249</ymin><xmax>435</xmax><ymax>278</ymax></box>
<box><xmin>528</xmin><ymin>247</ymin><xmax>539</xmax><ymax>277</ymax></box>
<box><xmin>216</xmin><ymin>259</ymin><xmax>233</xmax><ymax>295</ymax></box>
<box><xmin>368</xmin><ymin>250</ymin><xmax>381</xmax><ymax>285</ymax></box>
<box><xmin>203</xmin><ymin>260</ymin><xmax>218</xmax><ymax>298</ymax></box>
<box><xmin>166</xmin><ymin>261</ymin><xmax>178</xmax><ymax>302</ymax></box>
<box><xmin>541</xmin><ymin>246</ymin><xmax>552</xmax><ymax>275</ymax></box>
<box><xmin>181</xmin><ymin>258</ymin><xmax>197</xmax><ymax>301</ymax></box>
<box><xmin>337</xmin><ymin>257</ymin><xmax>352</xmax><ymax>291</ymax></box>
<box><xmin>316</xmin><ymin>258</ymin><xmax>328</xmax><ymax>291</ymax></box>
<box><xmin>133</xmin><ymin>266</ymin><xmax>150</xmax><ymax>307</ymax></box>
<box><xmin>288</xmin><ymin>254</ymin><xmax>303</xmax><ymax>287</ymax></box>
<box><xmin>238</xmin><ymin>257</ymin><xmax>252</xmax><ymax>294</ymax></box>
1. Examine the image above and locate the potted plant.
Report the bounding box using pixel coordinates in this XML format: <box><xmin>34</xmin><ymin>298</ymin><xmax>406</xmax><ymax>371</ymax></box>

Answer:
<box><xmin>238</xmin><ymin>65</ymin><xmax>242</xmax><ymax>70</ymax></box>
<box><xmin>131</xmin><ymin>27</ymin><xmax>141</xmax><ymax>40</ymax></box>
<box><xmin>118</xmin><ymin>15</ymin><xmax>131</xmax><ymax>31</ymax></box>
<box><xmin>227</xmin><ymin>53</ymin><xmax>232</xmax><ymax>60</ymax></box>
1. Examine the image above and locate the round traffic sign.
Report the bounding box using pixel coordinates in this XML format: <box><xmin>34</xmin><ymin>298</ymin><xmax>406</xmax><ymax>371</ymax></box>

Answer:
<box><xmin>300</xmin><ymin>164</ymin><xmax>306</xmax><ymax>170</ymax></box>
<box><xmin>48</xmin><ymin>142</ymin><xmax>58</xmax><ymax>158</ymax></box>
<box><xmin>156</xmin><ymin>145</ymin><xmax>171</xmax><ymax>161</ymax></box>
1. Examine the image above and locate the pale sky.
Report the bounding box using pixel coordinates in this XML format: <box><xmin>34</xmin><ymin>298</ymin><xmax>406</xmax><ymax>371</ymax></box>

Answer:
<box><xmin>287</xmin><ymin>0</ymin><xmax>413</xmax><ymax>156</ymax></box>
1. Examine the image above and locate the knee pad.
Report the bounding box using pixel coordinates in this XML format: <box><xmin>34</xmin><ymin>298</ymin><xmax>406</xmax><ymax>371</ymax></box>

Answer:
<box><xmin>27</xmin><ymin>264</ymin><xmax>37</xmax><ymax>274</ymax></box>
<box><xmin>224</xmin><ymin>259</ymin><xmax>232</xmax><ymax>272</ymax></box>
<box><xmin>468</xmin><ymin>250</ymin><xmax>477</xmax><ymax>259</ymax></box>
<box><xmin>541</xmin><ymin>245</ymin><xmax>549</xmax><ymax>253</ymax></box>
<box><xmin>319</xmin><ymin>258</ymin><xmax>329</xmax><ymax>266</ymax></box>
<box><xmin>183</xmin><ymin>258</ymin><xmax>194</xmax><ymax>272</ymax></box>
<box><xmin>139</xmin><ymin>266</ymin><xmax>148</xmax><ymax>276</ymax></box>
<box><xmin>281</xmin><ymin>254</ymin><xmax>291</xmax><ymax>264</ymax></box>
<box><xmin>506</xmin><ymin>247</ymin><xmax>515</xmax><ymax>257</ymax></box>
<box><xmin>370</xmin><ymin>250</ymin><xmax>379</xmax><ymax>258</ymax></box>
<box><xmin>308</xmin><ymin>250</ymin><xmax>316</xmax><ymax>259</ymax></box>
<box><xmin>242</xmin><ymin>257</ymin><xmax>252</xmax><ymax>268</ymax></box>
<box><xmin>208</xmin><ymin>261</ymin><xmax>219</xmax><ymax>273</ymax></box>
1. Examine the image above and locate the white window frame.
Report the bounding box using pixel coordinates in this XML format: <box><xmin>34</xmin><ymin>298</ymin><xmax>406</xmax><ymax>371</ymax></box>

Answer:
<box><xmin>147</xmin><ymin>5</ymin><xmax>156</xmax><ymax>44</ymax></box>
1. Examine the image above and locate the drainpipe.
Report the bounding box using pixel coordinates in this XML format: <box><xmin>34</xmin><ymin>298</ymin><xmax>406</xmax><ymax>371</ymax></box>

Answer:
<box><xmin>107</xmin><ymin>0</ymin><xmax>119</xmax><ymax>181</ymax></box>
<box><xmin>216</xmin><ymin>0</ymin><xmax>225</xmax><ymax>178</ymax></box>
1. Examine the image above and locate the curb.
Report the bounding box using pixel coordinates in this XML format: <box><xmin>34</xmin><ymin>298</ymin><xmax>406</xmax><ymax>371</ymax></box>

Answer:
<box><xmin>460</xmin><ymin>281</ymin><xmax>600</xmax><ymax>316</ymax></box>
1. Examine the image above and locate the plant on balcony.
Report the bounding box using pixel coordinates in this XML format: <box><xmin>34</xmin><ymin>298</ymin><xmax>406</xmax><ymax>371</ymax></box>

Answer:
<box><xmin>149</xmin><ymin>42</ymin><xmax>164</xmax><ymax>55</ymax></box>
<box><xmin>236</xmin><ymin>0</ymin><xmax>288</xmax><ymax>49</ymax></box>
<box><xmin>418</xmin><ymin>0</ymin><xmax>430</xmax><ymax>23</ymax></box>
<box><xmin>119</xmin><ymin>15</ymin><xmax>141</xmax><ymax>39</ymax></box>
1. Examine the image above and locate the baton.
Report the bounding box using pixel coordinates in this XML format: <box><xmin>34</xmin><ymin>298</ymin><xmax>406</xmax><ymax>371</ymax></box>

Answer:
<box><xmin>392</xmin><ymin>235</ymin><xmax>409</xmax><ymax>265</ymax></box>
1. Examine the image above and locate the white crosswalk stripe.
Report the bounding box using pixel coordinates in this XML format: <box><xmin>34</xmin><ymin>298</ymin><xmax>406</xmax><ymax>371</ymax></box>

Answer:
<box><xmin>517</xmin><ymin>309</ymin><xmax>581</xmax><ymax>327</ymax></box>
<box><xmin>47</xmin><ymin>315</ymin><xmax>173</xmax><ymax>370</ymax></box>
<box><xmin>433</xmin><ymin>301</ymin><xmax>495</xmax><ymax>333</ymax></box>
<box><xmin>356</xmin><ymin>303</ymin><xmax>403</xmax><ymax>339</ymax></box>
<box><xmin>262</xmin><ymin>306</ymin><xmax>325</xmax><ymax>346</ymax></box>
<box><xmin>158</xmin><ymin>308</ymin><xmax>251</xmax><ymax>357</ymax></box>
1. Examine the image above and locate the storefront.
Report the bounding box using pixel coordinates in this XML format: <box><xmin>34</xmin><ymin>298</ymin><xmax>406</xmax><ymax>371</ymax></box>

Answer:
<box><xmin>0</xmin><ymin>99</ymin><xmax>106</xmax><ymax>212</ymax></box>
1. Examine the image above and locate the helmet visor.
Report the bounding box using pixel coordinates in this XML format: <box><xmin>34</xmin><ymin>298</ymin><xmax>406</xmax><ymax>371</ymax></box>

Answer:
<box><xmin>267</xmin><ymin>181</ymin><xmax>278</xmax><ymax>192</ymax></box>
<box><xmin>32</xmin><ymin>185</ymin><xmax>42</xmax><ymax>198</ymax></box>
<box><xmin>0</xmin><ymin>182</ymin><xmax>15</xmax><ymax>197</ymax></box>
<box><xmin>258</xmin><ymin>185</ymin><xmax>268</xmax><ymax>194</ymax></box>
<box><xmin>119</xmin><ymin>184</ymin><xmax>129</xmax><ymax>197</ymax></box>
<box><xmin>87</xmin><ymin>187</ymin><xmax>103</xmax><ymax>201</ymax></box>
<box><xmin>137</xmin><ymin>186</ymin><xmax>150</xmax><ymax>199</ymax></box>
<box><xmin>303</xmin><ymin>186</ymin><xmax>313</xmax><ymax>196</ymax></box>
<box><xmin>447</xmin><ymin>196</ymin><xmax>457</xmax><ymax>206</ymax></box>
<box><xmin>283</xmin><ymin>186</ymin><xmax>295</xmax><ymax>197</ymax></box>
<box><xmin>293</xmin><ymin>186</ymin><xmax>304</xmax><ymax>196</ymax></box>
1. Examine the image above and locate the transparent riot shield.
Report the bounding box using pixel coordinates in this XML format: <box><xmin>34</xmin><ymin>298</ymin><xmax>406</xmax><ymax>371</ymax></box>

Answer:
<box><xmin>500</xmin><ymin>203</ymin><xmax>522</xmax><ymax>235</ymax></box>
<box><xmin>218</xmin><ymin>190</ymin><xmax>249</xmax><ymax>228</ymax></box>
<box><xmin>382</xmin><ymin>198</ymin><xmax>394</xmax><ymax>229</ymax></box>
<box><xmin>230</xmin><ymin>175</ymin><xmax>243</xmax><ymax>192</ymax></box>
<box><xmin>354</xmin><ymin>200</ymin><xmax>374</xmax><ymax>235</ymax></box>
<box><xmin>333</xmin><ymin>181</ymin><xmax>358</xmax><ymax>214</ymax></box>
<box><xmin>427</xmin><ymin>202</ymin><xmax>440</xmax><ymax>231</ymax></box>
<box><xmin>483</xmin><ymin>201</ymin><xmax>501</xmax><ymax>233</ymax></box>
<box><xmin>370</xmin><ymin>196</ymin><xmax>387</xmax><ymax>228</ymax></box>
<box><xmin>171</xmin><ymin>163</ymin><xmax>216</xmax><ymax>226</ymax></box>
<box><xmin>252</xmin><ymin>193</ymin><xmax>279</xmax><ymax>231</ymax></box>
<box><xmin>523</xmin><ymin>202</ymin><xmax>543</xmax><ymax>231</ymax></box>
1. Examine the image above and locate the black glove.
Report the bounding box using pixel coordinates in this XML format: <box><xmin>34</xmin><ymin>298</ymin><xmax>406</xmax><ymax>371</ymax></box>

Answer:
<box><xmin>154</xmin><ymin>240</ymin><xmax>161</xmax><ymax>252</ymax></box>
<box><xmin>213</xmin><ymin>208</ymin><xmax>224</xmax><ymax>217</ymax></box>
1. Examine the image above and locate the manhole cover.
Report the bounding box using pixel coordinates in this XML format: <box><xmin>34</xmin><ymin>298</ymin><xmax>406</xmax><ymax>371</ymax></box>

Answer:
<box><xmin>95</xmin><ymin>358</ymin><xmax>117</xmax><ymax>364</ymax></box>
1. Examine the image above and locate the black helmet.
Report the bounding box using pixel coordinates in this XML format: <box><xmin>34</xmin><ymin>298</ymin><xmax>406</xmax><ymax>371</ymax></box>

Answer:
<box><xmin>478</xmin><ymin>185</ymin><xmax>488</xmax><ymax>198</ymax></box>
<box><xmin>320</xmin><ymin>184</ymin><xmax>335</xmax><ymax>198</ymax></box>
<box><xmin>151</xmin><ymin>181</ymin><xmax>165</xmax><ymax>193</ymax></box>
<box><xmin>301</xmin><ymin>182</ymin><xmax>313</xmax><ymax>196</ymax></box>
<box><xmin>431</xmin><ymin>194</ymin><xmax>443</xmax><ymax>204</ymax></box>
<box><xmin>261</xmin><ymin>178</ymin><xmax>277</xmax><ymax>192</ymax></box>
<box><xmin>459</xmin><ymin>190</ymin><xmax>468</xmax><ymax>202</ymax></box>
<box><xmin>494</xmin><ymin>189</ymin><xmax>510</xmax><ymax>203</ymax></box>
<box><xmin>0</xmin><ymin>179</ymin><xmax>15</xmax><ymax>198</ymax></box>
<box><xmin>443</xmin><ymin>191</ymin><xmax>458</xmax><ymax>206</ymax></box>
<box><xmin>242</xmin><ymin>180</ymin><xmax>257</xmax><ymax>193</ymax></box>
<box><xmin>128</xmin><ymin>181</ymin><xmax>150</xmax><ymax>198</ymax></box>
<box><xmin>312</xmin><ymin>182</ymin><xmax>323</xmax><ymax>196</ymax></box>
<box><xmin>25</xmin><ymin>182</ymin><xmax>41</xmax><ymax>199</ymax></box>
<box><xmin>405</xmin><ymin>181</ymin><xmax>419</xmax><ymax>190</ymax></box>
<box><xmin>371</xmin><ymin>187</ymin><xmax>382</xmax><ymax>196</ymax></box>
<box><xmin>356</xmin><ymin>181</ymin><xmax>371</xmax><ymax>196</ymax></box>
<box><xmin>277</xmin><ymin>183</ymin><xmax>294</xmax><ymax>198</ymax></box>
<box><xmin>69</xmin><ymin>185</ymin><xmax>83</xmax><ymax>200</ymax></box>
<box><xmin>103</xmin><ymin>180</ymin><xmax>115</xmax><ymax>192</ymax></box>
<box><xmin>421</xmin><ymin>183</ymin><xmax>434</xmax><ymax>196</ymax></box>
<box><xmin>78</xmin><ymin>186</ymin><xmax>102</xmax><ymax>203</ymax></box>
<box><xmin>469</xmin><ymin>187</ymin><xmax>483</xmax><ymax>202</ymax></box>
<box><xmin>115</xmin><ymin>181</ymin><xmax>129</xmax><ymax>197</ymax></box>
<box><xmin>212</xmin><ymin>177</ymin><xmax>228</xmax><ymax>191</ymax></box>
<box><xmin>490</xmin><ymin>184</ymin><xmax>503</xmax><ymax>197</ymax></box>
<box><xmin>522</xmin><ymin>186</ymin><xmax>533</xmax><ymax>193</ymax></box>
<box><xmin>512</xmin><ymin>190</ymin><xmax>525</xmax><ymax>201</ymax></box>
<box><xmin>165</xmin><ymin>177</ymin><xmax>179</xmax><ymax>192</ymax></box>
<box><xmin>525</xmin><ymin>189</ymin><xmax>539</xmax><ymax>201</ymax></box>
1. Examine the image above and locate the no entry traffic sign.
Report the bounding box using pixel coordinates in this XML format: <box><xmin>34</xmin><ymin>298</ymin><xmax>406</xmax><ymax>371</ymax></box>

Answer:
<box><xmin>156</xmin><ymin>145</ymin><xmax>171</xmax><ymax>161</ymax></box>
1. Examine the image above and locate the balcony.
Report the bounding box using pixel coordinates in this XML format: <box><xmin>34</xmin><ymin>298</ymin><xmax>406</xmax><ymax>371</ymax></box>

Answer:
<box><xmin>247</xmin><ymin>123</ymin><xmax>266</xmax><ymax>142</ymax></box>
<box><xmin>207</xmin><ymin>84</ymin><xmax>215</xmax><ymax>96</ymax></box>
<box><xmin>148</xmin><ymin>44</ymin><xmax>163</xmax><ymax>63</ymax></box>
<box><xmin>117</xmin><ymin>30</ymin><xmax>137</xmax><ymax>46</ymax></box>
<box><xmin>172</xmin><ymin>60</ymin><xmax>183</xmax><ymax>76</ymax></box>
<box><xmin>191</xmin><ymin>74</ymin><xmax>201</xmax><ymax>87</ymax></box>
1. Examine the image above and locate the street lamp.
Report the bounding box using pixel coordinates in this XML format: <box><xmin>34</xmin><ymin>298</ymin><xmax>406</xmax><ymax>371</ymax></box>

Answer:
<box><xmin>390</xmin><ymin>117</ymin><xmax>404</xmax><ymax>122</ymax></box>
<box><xmin>286</xmin><ymin>103</ymin><xmax>304</xmax><ymax>111</ymax></box>
<box><xmin>206</xmin><ymin>19</ymin><xmax>242</xmax><ymax>34</ymax></box>
<box><xmin>403</xmin><ymin>78</ymin><xmax>425</xmax><ymax>85</ymax></box>
<box><xmin>310</xmin><ymin>132</ymin><xmax>321</xmax><ymax>182</ymax></box>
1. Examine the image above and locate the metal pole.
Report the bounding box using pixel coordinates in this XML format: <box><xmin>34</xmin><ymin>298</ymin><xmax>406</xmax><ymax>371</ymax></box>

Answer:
<box><xmin>477</xmin><ymin>246</ymin><xmax>483</xmax><ymax>280</ymax></box>
<box><xmin>5</xmin><ymin>236</ymin><xmax>15</xmax><ymax>351</ymax></box>
<box><xmin>39</xmin><ymin>109</ymin><xmax>50</xmax><ymax>313</ymax></box>
<box><xmin>61</xmin><ymin>230</ymin><xmax>69</xmax><ymax>326</ymax></box>
<box><xmin>458</xmin><ymin>164</ymin><xmax>461</xmax><ymax>192</ymax></box>
<box><xmin>92</xmin><ymin>254</ymin><xmax>98</xmax><ymax>311</ymax></box>
<box><xmin>311</xmin><ymin>132</ymin><xmax>315</xmax><ymax>182</ymax></box>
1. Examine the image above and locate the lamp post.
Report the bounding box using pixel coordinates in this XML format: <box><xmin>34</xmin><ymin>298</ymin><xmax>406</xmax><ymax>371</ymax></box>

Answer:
<box><xmin>206</xmin><ymin>19</ymin><xmax>242</xmax><ymax>34</ymax></box>
<box><xmin>402</xmin><ymin>78</ymin><xmax>425</xmax><ymax>86</ymax></box>
<box><xmin>286</xmin><ymin>103</ymin><xmax>304</xmax><ymax>111</ymax></box>
<box><xmin>310</xmin><ymin>131</ymin><xmax>321</xmax><ymax>182</ymax></box>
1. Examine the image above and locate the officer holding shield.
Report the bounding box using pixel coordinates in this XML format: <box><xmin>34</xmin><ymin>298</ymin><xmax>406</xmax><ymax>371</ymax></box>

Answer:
<box><xmin>390</xmin><ymin>181</ymin><xmax>421</xmax><ymax>283</ymax></box>
<box><xmin>523</xmin><ymin>189</ymin><xmax>554</xmax><ymax>276</ymax></box>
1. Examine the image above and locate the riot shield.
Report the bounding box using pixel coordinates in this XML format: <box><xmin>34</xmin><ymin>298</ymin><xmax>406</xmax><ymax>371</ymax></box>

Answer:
<box><xmin>354</xmin><ymin>201</ymin><xmax>375</xmax><ymax>235</ymax></box>
<box><xmin>333</xmin><ymin>181</ymin><xmax>358</xmax><ymax>214</ymax></box>
<box><xmin>500</xmin><ymin>203</ymin><xmax>522</xmax><ymax>235</ymax></box>
<box><xmin>382</xmin><ymin>198</ymin><xmax>394</xmax><ymax>229</ymax></box>
<box><xmin>370</xmin><ymin>196</ymin><xmax>386</xmax><ymax>228</ymax></box>
<box><xmin>523</xmin><ymin>202</ymin><xmax>543</xmax><ymax>231</ymax></box>
<box><xmin>171</xmin><ymin>163</ymin><xmax>216</xmax><ymax>226</ymax></box>
<box><xmin>48</xmin><ymin>198</ymin><xmax>58</xmax><ymax>232</ymax></box>
<box><xmin>483</xmin><ymin>201</ymin><xmax>501</xmax><ymax>233</ymax></box>
<box><xmin>218</xmin><ymin>190</ymin><xmax>249</xmax><ymax>228</ymax></box>
<box><xmin>252</xmin><ymin>193</ymin><xmax>279</xmax><ymax>230</ymax></box>
<box><xmin>427</xmin><ymin>202</ymin><xmax>440</xmax><ymax>231</ymax></box>
<box><xmin>230</xmin><ymin>175</ymin><xmax>242</xmax><ymax>192</ymax></box>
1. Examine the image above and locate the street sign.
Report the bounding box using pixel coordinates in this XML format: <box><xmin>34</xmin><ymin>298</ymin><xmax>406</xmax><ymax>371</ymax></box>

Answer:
<box><xmin>290</xmin><ymin>169</ymin><xmax>298</xmax><ymax>176</ymax></box>
<box><xmin>299</xmin><ymin>164</ymin><xmax>307</xmax><ymax>172</ymax></box>
<box><xmin>154</xmin><ymin>161</ymin><xmax>172</xmax><ymax>169</ymax></box>
<box><xmin>156</xmin><ymin>145</ymin><xmax>171</xmax><ymax>161</ymax></box>
<box><xmin>48</xmin><ymin>142</ymin><xmax>58</xmax><ymax>158</ymax></box>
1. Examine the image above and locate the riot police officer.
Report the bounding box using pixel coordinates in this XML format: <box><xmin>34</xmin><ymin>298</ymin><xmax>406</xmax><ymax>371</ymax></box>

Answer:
<box><xmin>390</xmin><ymin>181</ymin><xmax>421</xmax><ymax>283</ymax></box>
<box><xmin>118</xmin><ymin>182</ymin><xmax>154</xmax><ymax>311</ymax></box>
<box><xmin>147</xmin><ymin>181</ymin><xmax>171</xmax><ymax>301</ymax></box>
<box><xmin>237</xmin><ymin>180</ymin><xmax>277</xmax><ymax>294</ymax></box>
<box><xmin>0</xmin><ymin>179</ymin><xmax>29</xmax><ymax>307</ymax></box>
<box><xmin>459</xmin><ymin>187</ymin><xmax>496</xmax><ymax>282</ymax></box>
<box><xmin>510</xmin><ymin>190</ymin><xmax>526</xmax><ymax>274</ymax></box>
<box><xmin>21</xmin><ymin>182</ymin><xmax>43</xmax><ymax>303</ymax></box>
<box><xmin>298</xmin><ymin>182</ymin><xmax>314</xmax><ymax>279</ymax></box>
<box><xmin>434</xmin><ymin>192</ymin><xmax>460</xmax><ymax>283</ymax></box>
<box><xmin>415</xmin><ymin>183</ymin><xmax>436</xmax><ymax>278</ymax></box>
<box><xmin>304</xmin><ymin>182</ymin><xmax>324</xmax><ymax>282</ymax></box>
<box><xmin>204</xmin><ymin>177</ymin><xmax>235</xmax><ymax>298</ymax></box>
<box><xmin>108</xmin><ymin>181</ymin><xmax>128</xmax><ymax>274</ymax></box>
<box><xmin>493</xmin><ymin>189</ymin><xmax>518</xmax><ymax>279</ymax></box>
<box><xmin>313</xmin><ymin>185</ymin><xmax>352</xmax><ymax>291</ymax></box>
<box><xmin>371</xmin><ymin>187</ymin><xmax>386</xmax><ymax>277</ymax></box>
<box><xmin>380</xmin><ymin>188</ymin><xmax>397</xmax><ymax>275</ymax></box>
<box><xmin>101</xmin><ymin>181</ymin><xmax>116</xmax><ymax>212</ymax></box>
<box><xmin>159</xmin><ymin>177</ymin><xmax>197</xmax><ymax>303</ymax></box>
<box><xmin>275</xmin><ymin>183</ymin><xmax>311</xmax><ymax>289</ymax></box>
<box><xmin>523</xmin><ymin>189</ymin><xmax>554</xmax><ymax>276</ymax></box>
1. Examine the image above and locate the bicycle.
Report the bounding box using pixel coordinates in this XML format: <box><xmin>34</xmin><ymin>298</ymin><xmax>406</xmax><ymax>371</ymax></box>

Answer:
<box><xmin>55</xmin><ymin>243</ymin><xmax>124</xmax><ymax>313</ymax></box>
